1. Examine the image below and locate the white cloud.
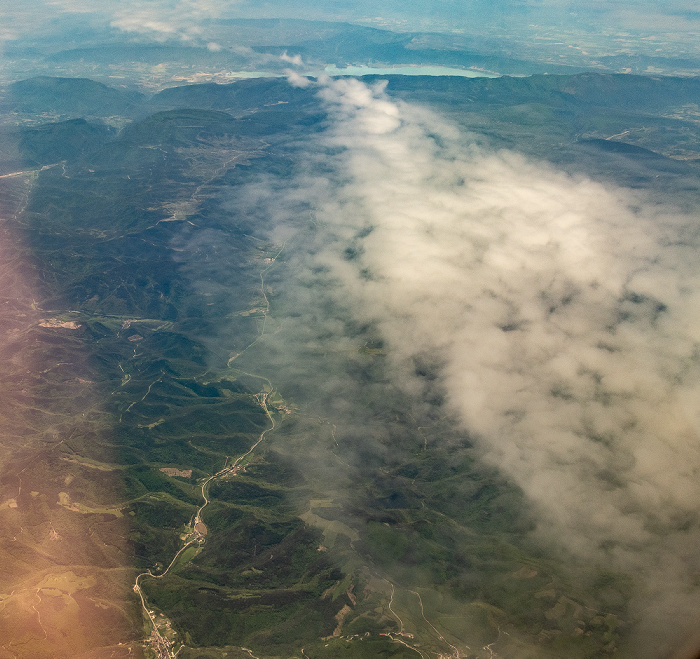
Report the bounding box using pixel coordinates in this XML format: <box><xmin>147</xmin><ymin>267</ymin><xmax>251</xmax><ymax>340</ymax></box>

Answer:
<box><xmin>275</xmin><ymin>75</ymin><xmax>700</xmax><ymax>655</ymax></box>
<box><xmin>107</xmin><ymin>1</ymin><xmax>220</xmax><ymax>40</ymax></box>
<box><xmin>285</xmin><ymin>69</ymin><xmax>312</xmax><ymax>88</ymax></box>
<box><xmin>37</xmin><ymin>0</ymin><xmax>240</xmax><ymax>41</ymax></box>
<box><xmin>280</xmin><ymin>51</ymin><xmax>304</xmax><ymax>67</ymax></box>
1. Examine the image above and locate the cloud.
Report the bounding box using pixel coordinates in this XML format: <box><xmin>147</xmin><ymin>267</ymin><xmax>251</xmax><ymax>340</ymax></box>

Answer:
<box><xmin>280</xmin><ymin>51</ymin><xmax>304</xmax><ymax>67</ymax></box>
<box><xmin>251</xmin><ymin>75</ymin><xmax>700</xmax><ymax>655</ymax></box>
<box><xmin>31</xmin><ymin>0</ymin><xmax>241</xmax><ymax>42</ymax></box>
<box><xmin>285</xmin><ymin>70</ymin><xmax>312</xmax><ymax>87</ymax></box>
<box><xmin>107</xmin><ymin>0</ymin><xmax>226</xmax><ymax>40</ymax></box>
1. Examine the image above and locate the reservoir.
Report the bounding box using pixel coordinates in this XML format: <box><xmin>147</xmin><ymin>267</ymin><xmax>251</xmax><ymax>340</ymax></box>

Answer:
<box><xmin>323</xmin><ymin>64</ymin><xmax>500</xmax><ymax>77</ymax></box>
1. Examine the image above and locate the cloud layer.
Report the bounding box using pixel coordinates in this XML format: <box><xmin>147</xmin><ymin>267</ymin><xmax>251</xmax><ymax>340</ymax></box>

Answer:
<box><xmin>267</xmin><ymin>74</ymin><xmax>700</xmax><ymax>655</ymax></box>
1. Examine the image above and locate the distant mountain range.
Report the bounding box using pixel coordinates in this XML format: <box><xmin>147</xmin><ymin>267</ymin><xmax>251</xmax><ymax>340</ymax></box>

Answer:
<box><xmin>5</xmin><ymin>18</ymin><xmax>700</xmax><ymax>82</ymax></box>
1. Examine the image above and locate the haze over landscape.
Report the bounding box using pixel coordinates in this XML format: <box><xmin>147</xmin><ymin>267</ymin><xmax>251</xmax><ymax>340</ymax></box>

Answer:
<box><xmin>0</xmin><ymin>2</ymin><xmax>700</xmax><ymax>658</ymax></box>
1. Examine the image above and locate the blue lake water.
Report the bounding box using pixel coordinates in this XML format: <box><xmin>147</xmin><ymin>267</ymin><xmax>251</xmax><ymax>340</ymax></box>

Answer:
<box><xmin>322</xmin><ymin>64</ymin><xmax>500</xmax><ymax>77</ymax></box>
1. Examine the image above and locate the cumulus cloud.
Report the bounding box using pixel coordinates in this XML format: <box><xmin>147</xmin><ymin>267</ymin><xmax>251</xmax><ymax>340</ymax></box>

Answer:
<box><xmin>285</xmin><ymin>70</ymin><xmax>312</xmax><ymax>88</ymax></box>
<box><xmin>36</xmin><ymin>0</ymin><xmax>240</xmax><ymax>42</ymax></box>
<box><xmin>256</xmin><ymin>75</ymin><xmax>700</xmax><ymax>655</ymax></box>
<box><xmin>107</xmin><ymin>0</ymin><xmax>222</xmax><ymax>41</ymax></box>
<box><xmin>280</xmin><ymin>51</ymin><xmax>304</xmax><ymax>67</ymax></box>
